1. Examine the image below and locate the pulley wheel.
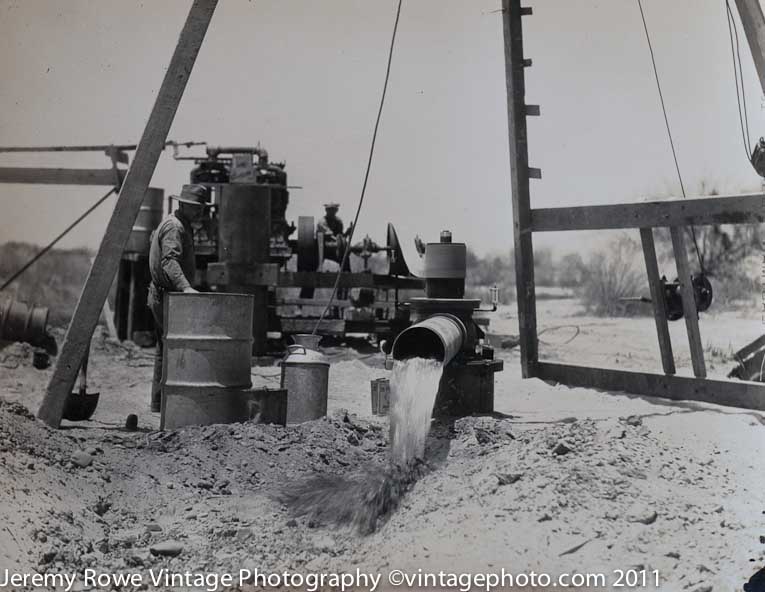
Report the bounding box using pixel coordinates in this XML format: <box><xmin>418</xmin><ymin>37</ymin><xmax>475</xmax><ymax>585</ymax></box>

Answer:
<box><xmin>692</xmin><ymin>274</ymin><xmax>713</xmax><ymax>313</ymax></box>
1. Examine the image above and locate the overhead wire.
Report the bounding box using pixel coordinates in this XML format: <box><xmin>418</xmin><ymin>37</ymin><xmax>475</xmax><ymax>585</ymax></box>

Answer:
<box><xmin>725</xmin><ymin>0</ymin><xmax>753</xmax><ymax>160</ymax></box>
<box><xmin>311</xmin><ymin>0</ymin><xmax>404</xmax><ymax>336</ymax></box>
<box><xmin>0</xmin><ymin>186</ymin><xmax>117</xmax><ymax>292</ymax></box>
<box><xmin>636</xmin><ymin>0</ymin><xmax>706</xmax><ymax>274</ymax></box>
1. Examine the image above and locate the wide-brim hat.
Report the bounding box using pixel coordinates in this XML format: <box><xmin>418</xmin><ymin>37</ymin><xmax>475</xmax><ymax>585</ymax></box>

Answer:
<box><xmin>323</xmin><ymin>202</ymin><xmax>340</xmax><ymax>209</ymax></box>
<box><xmin>172</xmin><ymin>183</ymin><xmax>211</xmax><ymax>206</ymax></box>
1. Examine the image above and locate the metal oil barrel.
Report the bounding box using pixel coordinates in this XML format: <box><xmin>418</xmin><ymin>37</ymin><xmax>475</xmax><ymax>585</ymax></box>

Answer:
<box><xmin>161</xmin><ymin>292</ymin><xmax>254</xmax><ymax>429</ymax></box>
<box><xmin>280</xmin><ymin>334</ymin><xmax>329</xmax><ymax>424</ymax></box>
<box><xmin>0</xmin><ymin>299</ymin><xmax>49</xmax><ymax>346</ymax></box>
<box><xmin>125</xmin><ymin>187</ymin><xmax>164</xmax><ymax>256</ymax></box>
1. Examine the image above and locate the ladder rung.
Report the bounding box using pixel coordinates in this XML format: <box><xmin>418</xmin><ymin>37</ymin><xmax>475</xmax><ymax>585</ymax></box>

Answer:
<box><xmin>528</xmin><ymin>167</ymin><xmax>542</xmax><ymax>179</ymax></box>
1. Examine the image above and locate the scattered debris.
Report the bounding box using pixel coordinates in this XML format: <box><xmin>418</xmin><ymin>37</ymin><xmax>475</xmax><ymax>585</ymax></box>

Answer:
<box><xmin>495</xmin><ymin>472</ymin><xmax>523</xmax><ymax>485</ymax></box>
<box><xmin>552</xmin><ymin>440</ymin><xmax>573</xmax><ymax>456</ymax></box>
<box><xmin>70</xmin><ymin>450</ymin><xmax>94</xmax><ymax>468</ymax></box>
<box><xmin>149</xmin><ymin>540</ymin><xmax>183</xmax><ymax>557</ymax></box>
<box><xmin>559</xmin><ymin>538</ymin><xmax>592</xmax><ymax>556</ymax></box>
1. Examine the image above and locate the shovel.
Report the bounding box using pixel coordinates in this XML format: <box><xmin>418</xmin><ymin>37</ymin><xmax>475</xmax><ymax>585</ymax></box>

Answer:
<box><xmin>63</xmin><ymin>346</ymin><xmax>100</xmax><ymax>422</ymax></box>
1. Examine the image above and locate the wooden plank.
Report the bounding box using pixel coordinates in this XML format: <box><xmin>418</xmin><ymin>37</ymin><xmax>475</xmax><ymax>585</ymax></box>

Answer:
<box><xmin>531</xmin><ymin>193</ymin><xmax>765</xmax><ymax>231</ymax></box>
<box><xmin>162</xmin><ymin>386</ymin><xmax>286</xmax><ymax>430</ymax></box>
<box><xmin>277</xmin><ymin>271</ymin><xmax>425</xmax><ymax>290</ymax></box>
<box><xmin>94</xmin><ymin>256</ymin><xmax>119</xmax><ymax>341</ymax></box>
<box><xmin>528</xmin><ymin>167</ymin><xmax>542</xmax><ymax>179</ymax></box>
<box><xmin>670</xmin><ymin>226</ymin><xmax>706</xmax><ymax>378</ymax></box>
<box><xmin>734</xmin><ymin>0</ymin><xmax>765</xmax><ymax>98</ymax></box>
<box><xmin>735</xmin><ymin>333</ymin><xmax>765</xmax><ymax>361</ymax></box>
<box><xmin>100</xmin><ymin>298</ymin><xmax>118</xmax><ymax>341</ymax></box>
<box><xmin>639</xmin><ymin>228</ymin><xmax>675</xmax><ymax>375</ymax></box>
<box><xmin>280</xmin><ymin>318</ymin><xmax>346</xmax><ymax>336</ymax></box>
<box><xmin>525</xmin><ymin>104</ymin><xmax>540</xmax><ymax>116</ymax></box>
<box><xmin>38</xmin><ymin>0</ymin><xmax>218</xmax><ymax>428</ymax></box>
<box><xmin>126</xmin><ymin>261</ymin><xmax>137</xmax><ymax>342</ymax></box>
<box><xmin>536</xmin><ymin>362</ymin><xmax>765</xmax><ymax>411</ymax></box>
<box><xmin>0</xmin><ymin>167</ymin><xmax>123</xmax><ymax>186</ymax></box>
<box><xmin>502</xmin><ymin>0</ymin><xmax>538</xmax><ymax>378</ymax></box>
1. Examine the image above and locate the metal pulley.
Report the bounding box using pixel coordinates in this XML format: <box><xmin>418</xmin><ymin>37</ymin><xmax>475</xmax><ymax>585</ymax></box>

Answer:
<box><xmin>663</xmin><ymin>274</ymin><xmax>713</xmax><ymax>321</ymax></box>
<box><xmin>751</xmin><ymin>137</ymin><xmax>765</xmax><ymax>178</ymax></box>
<box><xmin>622</xmin><ymin>273</ymin><xmax>713</xmax><ymax>321</ymax></box>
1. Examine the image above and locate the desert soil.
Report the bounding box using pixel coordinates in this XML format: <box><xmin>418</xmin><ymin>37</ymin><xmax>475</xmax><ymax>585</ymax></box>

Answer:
<box><xmin>0</xmin><ymin>301</ymin><xmax>764</xmax><ymax>591</ymax></box>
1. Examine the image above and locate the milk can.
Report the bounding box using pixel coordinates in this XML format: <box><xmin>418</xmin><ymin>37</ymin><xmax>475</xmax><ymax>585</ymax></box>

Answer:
<box><xmin>280</xmin><ymin>334</ymin><xmax>329</xmax><ymax>423</ymax></box>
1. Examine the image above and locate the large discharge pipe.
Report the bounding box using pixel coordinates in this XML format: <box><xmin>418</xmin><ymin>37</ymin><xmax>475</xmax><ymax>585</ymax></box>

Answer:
<box><xmin>391</xmin><ymin>313</ymin><xmax>466</xmax><ymax>365</ymax></box>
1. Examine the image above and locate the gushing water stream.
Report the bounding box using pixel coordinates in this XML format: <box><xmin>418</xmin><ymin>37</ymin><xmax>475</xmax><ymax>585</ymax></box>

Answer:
<box><xmin>389</xmin><ymin>357</ymin><xmax>444</xmax><ymax>466</ymax></box>
<box><xmin>280</xmin><ymin>357</ymin><xmax>444</xmax><ymax>533</ymax></box>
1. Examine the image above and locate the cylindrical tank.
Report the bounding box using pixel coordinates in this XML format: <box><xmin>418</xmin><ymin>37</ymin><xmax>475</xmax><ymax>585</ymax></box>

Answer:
<box><xmin>125</xmin><ymin>187</ymin><xmax>164</xmax><ymax>256</ymax></box>
<box><xmin>280</xmin><ymin>334</ymin><xmax>329</xmax><ymax>424</ymax></box>
<box><xmin>424</xmin><ymin>231</ymin><xmax>466</xmax><ymax>298</ymax></box>
<box><xmin>161</xmin><ymin>292</ymin><xmax>254</xmax><ymax>429</ymax></box>
<box><xmin>0</xmin><ymin>299</ymin><xmax>49</xmax><ymax>346</ymax></box>
<box><xmin>217</xmin><ymin>183</ymin><xmax>271</xmax><ymax>356</ymax></box>
<box><xmin>217</xmin><ymin>184</ymin><xmax>271</xmax><ymax>264</ymax></box>
<box><xmin>391</xmin><ymin>313</ymin><xmax>466</xmax><ymax>365</ymax></box>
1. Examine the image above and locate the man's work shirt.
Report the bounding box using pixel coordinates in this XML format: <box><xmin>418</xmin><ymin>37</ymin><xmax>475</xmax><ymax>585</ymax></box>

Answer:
<box><xmin>149</xmin><ymin>212</ymin><xmax>196</xmax><ymax>292</ymax></box>
<box><xmin>317</xmin><ymin>215</ymin><xmax>344</xmax><ymax>237</ymax></box>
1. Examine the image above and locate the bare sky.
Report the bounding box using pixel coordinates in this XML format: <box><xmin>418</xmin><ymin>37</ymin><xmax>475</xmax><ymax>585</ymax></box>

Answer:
<box><xmin>0</xmin><ymin>0</ymin><xmax>763</xmax><ymax>257</ymax></box>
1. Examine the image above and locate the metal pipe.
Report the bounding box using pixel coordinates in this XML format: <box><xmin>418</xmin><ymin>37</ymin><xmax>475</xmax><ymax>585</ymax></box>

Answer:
<box><xmin>206</xmin><ymin>146</ymin><xmax>269</xmax><ymax>163</ymax></box>
<box><xmin>391</xmin><ymin>313</ymin><xmax>466</xmax><ymax>365</ymax></box>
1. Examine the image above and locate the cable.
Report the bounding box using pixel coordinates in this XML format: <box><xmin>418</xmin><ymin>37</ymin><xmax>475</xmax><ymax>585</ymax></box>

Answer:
<box><xmin>537</xmin><ymin>324</ymin><xmax>581</xmax><ymax>346</ymax></box>
<box><xmin>725</xmin><ymin>0</ymin><xmax>753</xmax><ymax>160</ymax></box>
<box><xmin>311</xmin><ymin>0</ymin><xmax>404</xmax><ymax>336</ymax></box>
<box><xmin>636</xmin><ymin>0</ymin><xmax>706</xmax><ymax>274</ymax></box>
<box><xmin>0</xmin><ymin>187</ymin><xmax>117</xmax><ymax>292</ymax></box>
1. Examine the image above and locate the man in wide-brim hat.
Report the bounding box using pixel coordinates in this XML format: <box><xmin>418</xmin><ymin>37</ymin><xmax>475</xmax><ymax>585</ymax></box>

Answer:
<box><xmin>317</xmin><ymin>202</ymin><xmax>346</xmax><ymax>237</ymax></box>
<box><xmin>147</xmin><ymin>183</ymin><xmax>210</xmax><ymax>412</ymax></box>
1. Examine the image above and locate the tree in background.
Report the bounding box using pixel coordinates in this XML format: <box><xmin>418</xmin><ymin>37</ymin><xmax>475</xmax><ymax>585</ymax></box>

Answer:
<box><xmin>580</xmin><ymin>235</ymin><xmax>647</xmax><ymax>317</ymax></box>
<box><xmin>557</xmin><ymin>253</ymin><xmax>587</xmax><ymax>288</ymax></box>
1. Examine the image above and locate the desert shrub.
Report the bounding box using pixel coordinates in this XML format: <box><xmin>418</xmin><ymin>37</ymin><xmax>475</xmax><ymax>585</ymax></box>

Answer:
<box><xmin>580</xmin><ymin>235</ymin><xmax>648</xmax><ymax>317</ymax></box>
<box><xmin>653</xmin><ymin>223</ymin><xmax>761</xmax><ymax>309</ymax></box>
<box><xmin>465</xmin><ymin>248</ymin><xmax>514</xmax><ymax>305</ymax></box>
<box><xmin>558</xmin><ymin>252</ymin><xmax>587</xmax><ymax>288</ymax></box>
<box><xmin>707</xmin><ymin>253</ymin><xmax>759</xmax><ymax>308</ymax></box>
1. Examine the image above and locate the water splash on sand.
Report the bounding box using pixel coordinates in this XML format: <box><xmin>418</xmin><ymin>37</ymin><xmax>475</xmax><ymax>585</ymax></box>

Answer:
<box><xmin>279</xmin><ymin>357</ymin><xmax>444</xmax><ymax>533</ymax></box>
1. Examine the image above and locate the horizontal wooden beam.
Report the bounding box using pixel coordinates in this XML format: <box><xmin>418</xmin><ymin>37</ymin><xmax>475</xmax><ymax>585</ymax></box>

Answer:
<box><xmin>0</xmin><ymin>167</ymin><xmax>124</xmax><ymax>186</ymax></box>
<box><xmin>536</xmin><ymin>362</ymin><xmax>765</xmax><ymax>411</ymax></box>
<box><xmin>531</xmin><ymin>193</ymin><xmax>765</xmax><ymax>231</ymax></box>
<box><xmin>280</xmin><ymin>318</ymin><xmax>346</xmax><ymax>336</ymax></box>
<box><xmin>281</xmin><ymin>271</ymin><xmax>424</xmax><ymax>290</ymax></box>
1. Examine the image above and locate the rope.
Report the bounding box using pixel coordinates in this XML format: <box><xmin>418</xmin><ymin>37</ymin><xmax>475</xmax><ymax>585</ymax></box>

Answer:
<box><xmin>312</xmin><ymin>0</ymin><xmax>404</xmax><ymax>336</ymax></box>
<box><xmin>537</xmin><ymin>324</ymin><xmax>581</xmax><ymax>346</ymax></box>
<box><xmin>636</xmin><ymin>0</ymin><xmax>706</xmax><ymax>274</ymax></box>
<box><xmin>0</xmin><ymin>187</ymin><xmax>117</xmax><ymax>292</ymax></box>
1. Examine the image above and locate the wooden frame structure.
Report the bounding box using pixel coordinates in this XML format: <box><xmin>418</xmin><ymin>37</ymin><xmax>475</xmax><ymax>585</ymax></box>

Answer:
<box><xmin>502</xmin><ymin>0</ymin><xmax>765</xmax><ymax>411</ymax></box>
<box><xmin>35</xmin><ymin>0</ymin><xmax>765</xmax><ymax>427</ymax></box>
